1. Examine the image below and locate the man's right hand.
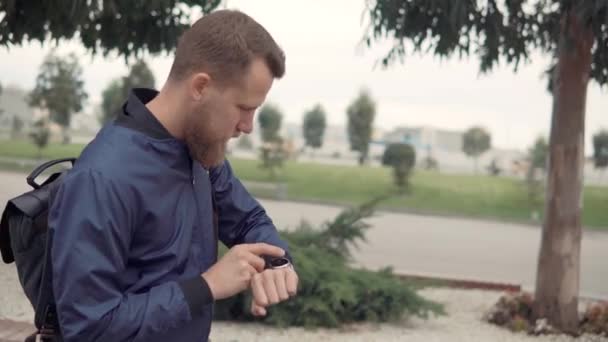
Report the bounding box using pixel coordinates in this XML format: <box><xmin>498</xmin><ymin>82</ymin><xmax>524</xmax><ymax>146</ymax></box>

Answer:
<box><xmin>201</xmin><ymin>243</ymin><xmax>285</xmax><ymax>300</ymax></box>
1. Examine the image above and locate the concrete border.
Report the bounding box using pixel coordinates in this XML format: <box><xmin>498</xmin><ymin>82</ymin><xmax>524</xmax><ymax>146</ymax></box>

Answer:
<box><xmin>394</xmin><ymin>271</ymin><xmax>522</xmax><ymax>292</ymax></box>
<box><xmin>394</xmin><ymin>271</ymin><xmax>608</xmax><ymax>303</ymax></box>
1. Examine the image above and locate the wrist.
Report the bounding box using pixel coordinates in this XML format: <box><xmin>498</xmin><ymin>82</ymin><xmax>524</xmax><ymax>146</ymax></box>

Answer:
<box><xmin>201</xmin><ymin>272</ymin><xmax>216</xmax><ymax>300</ymax></box>
<box><xmin>178</xmin><ymin>274</ymin><xmax>214</xmax><ymax>318</ymax></box>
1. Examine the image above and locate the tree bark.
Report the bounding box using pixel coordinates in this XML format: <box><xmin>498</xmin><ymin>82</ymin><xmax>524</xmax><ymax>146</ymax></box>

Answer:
<box><xmin>61</xmin><ymin>125</ymin><xmax>71</xmax><ymax>144</ymax></box>
<box><xmin>534</xmin><ymin>10</ymin><xmax>593</xmax><ymax>334</ymax></box>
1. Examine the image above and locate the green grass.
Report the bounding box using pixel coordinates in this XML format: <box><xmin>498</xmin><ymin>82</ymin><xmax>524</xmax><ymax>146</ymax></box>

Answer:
<box><xmin>0</xmin><ymin>160</ymin><xmax>35</xmax><ymax>173</ymax></box>
<box><xmin>0</xmin><ymin>140</ymin><xmax>606</xmax><ymax>230</ymax></box>
<box><xmin>228</xmin><ymin>158</ymin><xmax>608</xmax><ymax>230</ymax></box>
<box><xmin>0</xmin><ymin>140</ymin><xmax>85</xmax><ymax>159</ymax></box>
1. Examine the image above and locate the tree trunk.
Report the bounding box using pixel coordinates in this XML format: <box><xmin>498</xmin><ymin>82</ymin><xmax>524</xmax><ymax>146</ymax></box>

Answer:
<box><xmin>534</xmin><ymin>11</ymin><xmax>593</xmax><ymax>334</ymax></box>
<box><xmin>61</xmin><ymin>125</ymin><xmax>71</xmax><ymax>144</ymax></box>
<box><xmin>358</xmin><ymin>153</ymin><xmax>366</xmax><ymax>166</ymax></box>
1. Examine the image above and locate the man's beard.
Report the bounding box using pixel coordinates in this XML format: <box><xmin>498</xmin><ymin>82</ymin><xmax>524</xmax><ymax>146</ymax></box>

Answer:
<box><xmin>184</xmin><ymin>111</ymin><xmax>227</xmax><ymax>169</ymax></box>
<box><xmin>187</xmin><ymin>137</ymin><xmax>227</xmax><ymax>169</ymax></box>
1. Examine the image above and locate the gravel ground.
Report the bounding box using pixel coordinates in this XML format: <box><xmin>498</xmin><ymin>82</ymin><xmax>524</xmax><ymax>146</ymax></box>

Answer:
<box><xmin>0</xmin><ymin>263</ymin><xmax>34</xmax><ymax>322</ymax></box>
<box><xmin>1</xmin><ymin>262</ymin><xmax>606</xmax><ymax>341</ymax></box>
<box><xmin>209</xmin><ymin>288</ymin><xmax>607</xmax><ymax>342</ymax></box>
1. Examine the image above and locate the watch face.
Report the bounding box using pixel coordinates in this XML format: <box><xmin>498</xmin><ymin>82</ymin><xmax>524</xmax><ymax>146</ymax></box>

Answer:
<box><xmin>270</xmin><ymin>257</ymin><xmax>290</xmax><ymax>268</ymax></box>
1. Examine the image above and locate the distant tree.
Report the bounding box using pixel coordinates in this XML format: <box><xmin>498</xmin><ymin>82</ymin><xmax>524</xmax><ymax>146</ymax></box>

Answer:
<box><xmin>259</xmin><ymin>144</ymin><xmax>287</xmax><ymax>181</ymax></box>
<box><xmin>257</xmin><ymin>103</ymin><xmax>285</xmax><ymax>179</ymax></box>
<box><xmin>0</xmin><ymin>1</ymin><xmax>221</xmax><ymax>59</ymax></box>
<box><xmin>529</xmin><ymin>136</ymin><xmax>549</xmax><ymax>172</ymax></box>
<box><xmin>364</xmin><ymin>0</ymin><xmax>608</xmax><ymax>331</ymax></box>
<box><xmin>592</xmin><ymin>130</ymin><xmax>608</xmax><ymax>174</ymax></box>
<box><xmin>0</xmin><ymin>81</ymin><xmax>3</xmax><ymax>117</ymax></box>
<box><xmin>11</xmin><ymin>116</ymin><xmax>23</xmax><ymax>139</ymax></box>
<box><xmin>302</xmin><ymin>104</ymin><xmax>327</xmax><ymax>152</ymax></box>
<box><xmin>29</xmin><ymin>118</ymin><xmax>50</xmax><ymax>158</ymax></box>
<box><xmin>122</xmin><ymin>59</ymin><xmax>156</xmax><ymax>93</ymax></box>
<box><xmin>486</xmin><ymin>158</ymin><xmax>502</xmax><ymax>176</ymax></box>
<box><xmin>526</xmin><ymin>137</ymin><xmax>549</xmax><ymax>209</ymax></box>
<box><xmin>100</xmin><ymin>79</ymin><xmax>124</xmax><ymax>124</ymax></box>
<box><xmin>29</xmin><ymin>52</ymin><xmax>88</xmax><ymax>144</ymax></box>
<box><xmin>100</xmin><ymin>59</ymin><xmax>156</xmax><ymax>124</ymax></box>
<box><xmin>382</xmin><ymin>143</ymin><xmax>416</xmax><ymax>192</ymax></box>
<box><xmin>462</xmin><ymin>126</ymin><xmax>491</xmax><ymax>173</ymax></box>
<box><xmin>258</xmin><ymin>103</ymin><xmax>283</xmax><ymax>143</ymax></box>
<box><xmin>347</xmin><ymin>89</ymin><xmax>376</xmax><ymax>165</ymax></box>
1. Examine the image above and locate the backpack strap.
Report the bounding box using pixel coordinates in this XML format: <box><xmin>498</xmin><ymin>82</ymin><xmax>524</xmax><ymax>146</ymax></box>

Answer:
<box><xmin>27</xmin><ymin>158</ymin><xmax>76</xmax><ymax>190</ymax></box>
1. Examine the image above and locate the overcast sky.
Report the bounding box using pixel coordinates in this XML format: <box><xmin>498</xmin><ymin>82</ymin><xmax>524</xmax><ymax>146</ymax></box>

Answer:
<box><xmin>0</xmin><ymin>0</ymin><xmax>606</xmax><ymax>153</ymax></box>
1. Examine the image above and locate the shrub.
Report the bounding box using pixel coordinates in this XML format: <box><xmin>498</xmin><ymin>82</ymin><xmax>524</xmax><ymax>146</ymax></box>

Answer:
<box><xmin>382</xmin><ymin>143</ymin><xmax>416</xmax><ymax>191</ymax></box>
<box><xmin>580</xmin><ymin>301</ymin><xmax>608</xmax><ymax>336</ymax></box>
<box><xmin>259</xmin><ymin>141</ymin><xmax>286</xmax><ymax>180</ymax></box>
<box><xmin>214</xmin><ymin>198</ymin><xmax>444</xmax><ymax>327</ymax></box>
<box><xmin>486</xmin><ymin>158</ymin><xmax>502</xmax><ymax>176</ymax></box>
<box><xmin>486</xmin><ymin>292</ymin><xmax>608</xmax><ymax>337</ymax></box>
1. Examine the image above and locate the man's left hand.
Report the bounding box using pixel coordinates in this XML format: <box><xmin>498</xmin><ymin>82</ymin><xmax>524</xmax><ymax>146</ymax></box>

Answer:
<box><xmin>250</xmin><ymin>267</ymin><xmax>299</xmax><ymax>316</ymax></box>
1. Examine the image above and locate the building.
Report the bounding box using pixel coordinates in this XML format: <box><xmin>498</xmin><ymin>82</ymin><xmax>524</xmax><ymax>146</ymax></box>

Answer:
<box><xmin>382</xmin><ymin>126</ymin><xmax>463</xmax><ymax>153</ymax></box>
<box><xmin>0</xmin><ymin>85</ymin><xmax>35</xmax><ymax>136</ymax></box>
<box><xmin>380</xmin><ymin>125</ymin><xmax>532</xmax><ymax>176</ymax></box>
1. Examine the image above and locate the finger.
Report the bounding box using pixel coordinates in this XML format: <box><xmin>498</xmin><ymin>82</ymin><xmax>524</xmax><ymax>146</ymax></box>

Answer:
<box><xmin>244</xmin><ymin>264</ymin><xmax>257</xmax><ymax>279</ymax></box>
<box><xmin>238</xmin><ymin>261</ymin><xmax>257</xmax><ymax>282</ymax></box>
<box><xmin>245</xmin><ymin>243</ymin><xmax>285</xmax><ymax>258</ymax></box>
<box><xmin>263</xmin><ymin>271</ymin><xmax>280</xmax><ymax>305</ymax></box>
<box><xmin>251</xmin><ymin>273</ymin><xmax>268</xmax><ymax>307</ymax></box>
<box><xmin>251</xmin><ymin>300</ymin><xmax>267</xmax><ymax>317</ymax></box>
<box><xmin>274</xmin><ymin>270</ymin><xmax>290</xmax><ymax>301</ymax></box>
<box><xmin>242</xmin><ymin>253</ymin><xmax>266</xmax><ymax>273</ymax></box>
<box><xmin>286</xmin><ymin>269</ymin><xmax>299</xmax><ymax>296</ymax></box>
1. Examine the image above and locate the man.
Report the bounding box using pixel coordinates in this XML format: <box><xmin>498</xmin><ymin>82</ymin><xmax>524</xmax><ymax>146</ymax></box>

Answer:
<box><xmin>49</xmin><ymin>9</ymin><xmax>298</xmax><ymax>341</ymax></box>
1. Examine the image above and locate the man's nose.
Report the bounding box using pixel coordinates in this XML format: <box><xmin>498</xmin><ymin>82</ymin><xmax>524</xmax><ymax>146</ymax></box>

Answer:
<box><xmin>238</xmin><ymin>114</ymin><xmax>254</xmax><ymax>134</ymax></box>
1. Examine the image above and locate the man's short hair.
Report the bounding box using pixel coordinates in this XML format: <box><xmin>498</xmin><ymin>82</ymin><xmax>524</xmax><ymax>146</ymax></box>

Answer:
<box><xmin>168</xmin><ymin>9</ymin><xmax>285</xmax><ymax>85</ymax></box>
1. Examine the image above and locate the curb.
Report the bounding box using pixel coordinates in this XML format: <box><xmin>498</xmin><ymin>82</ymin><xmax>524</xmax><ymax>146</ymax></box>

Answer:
<box><xmin>394</xmin><ymin>271</ymin><xmax>522</xmax><ymax>292</ymax></box>
<box><xmin>394</xmin><ymin>272</ymin><xmax>608</xmax><ymax>303</ymax></box>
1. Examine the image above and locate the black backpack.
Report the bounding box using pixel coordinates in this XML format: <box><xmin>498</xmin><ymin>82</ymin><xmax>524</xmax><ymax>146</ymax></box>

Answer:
<box><xmin>1</xmin><ymin>157</ymin><xmax>76</xmax><ymax>342</ymax></box>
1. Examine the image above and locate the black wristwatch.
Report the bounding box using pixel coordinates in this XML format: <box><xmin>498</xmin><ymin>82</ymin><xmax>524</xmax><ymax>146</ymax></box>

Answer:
<box><xmin>265</xmin><ymin>256</ymin><xmax>291</xmax><ymax>269</ymax></box>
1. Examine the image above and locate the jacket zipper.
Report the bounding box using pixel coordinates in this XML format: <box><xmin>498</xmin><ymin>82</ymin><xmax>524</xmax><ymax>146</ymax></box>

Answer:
<box><xmin>192</xmin><ymin>171</ymin><xmax>219</xmax><ymax>262</ymax></box>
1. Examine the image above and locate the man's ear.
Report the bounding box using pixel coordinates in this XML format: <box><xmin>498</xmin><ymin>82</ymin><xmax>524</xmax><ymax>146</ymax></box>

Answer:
<box><xmin>190</xmin><ymin>72</ymin><xmax>211</xmax><ymax>101</ymax></box>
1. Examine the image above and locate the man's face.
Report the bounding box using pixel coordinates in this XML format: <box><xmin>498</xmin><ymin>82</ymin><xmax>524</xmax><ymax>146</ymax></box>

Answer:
<box><xmin>185</xmin><ymin>59</ymin><xmax>274</xmax><ymax>168</ymax></box>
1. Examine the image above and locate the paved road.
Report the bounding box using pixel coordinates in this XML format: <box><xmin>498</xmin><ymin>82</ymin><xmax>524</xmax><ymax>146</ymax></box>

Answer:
<box><xmin>258</xmin><ymin>199</ymin><xmax>608</xmax><ymax>299</ymax></box>
<box><xmin>1</xmin><ymin>170</ymin><xmax>606</xmax><ymax>300</ymax></box>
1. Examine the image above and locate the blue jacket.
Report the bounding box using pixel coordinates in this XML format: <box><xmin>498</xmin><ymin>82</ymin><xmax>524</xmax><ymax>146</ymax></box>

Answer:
<box><xmin>49</xmin><ymin>89</ymin><xmax>290</xmax><ymax>341</ymax></box>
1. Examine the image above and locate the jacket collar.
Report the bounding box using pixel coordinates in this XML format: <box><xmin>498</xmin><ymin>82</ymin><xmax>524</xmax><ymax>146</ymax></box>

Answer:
<box><xmin>116</xmin><ymin>88</ymin><xmax>174</xmax><ymax>140</ymax></box>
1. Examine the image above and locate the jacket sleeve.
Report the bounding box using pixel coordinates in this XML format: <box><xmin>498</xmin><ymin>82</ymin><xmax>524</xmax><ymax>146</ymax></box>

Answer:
<box><xmin>209</xmin><ymin>160</ymin><xmax>290</xmax><ymax>257</ymax></box>
<box><xmin>49</xmin><ymin>169</ymin><xmax>212</xmax><ymax>342</ymax></box>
